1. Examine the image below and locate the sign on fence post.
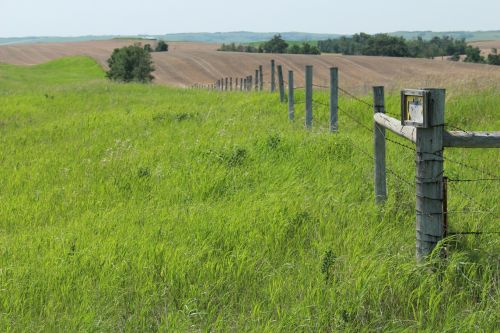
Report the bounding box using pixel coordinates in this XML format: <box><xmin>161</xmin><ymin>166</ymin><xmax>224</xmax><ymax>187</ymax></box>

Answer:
<box><xmin>271</xmin><ymin>60</ymin><xmax>276</xmax><ymax>92</ymax></box>
<box><xmin>415</xmin><ymin>89</ymin><xmax>445</xmax><ymax>261</ymax></box>
<box><xmin>373</xmin><ymin>86</ymin><xmax>387</xmax><ymax>204</ymax></box>
<box><xmin>277</xmin><ymin>65</ymin><xmax>285</xmax><ymax>103</ymax></box>
<box><xmin>288</xmin><ymin>70</ymin><xmax>294</xmax><ymax>120</ymax></box>
<box><xmin>305</xmin><ymin>65</ymin><xmax>313</xmax><ymax>128</ymax></box>
<box><xmin>330</xmin><ymin>67</ymin><xmax>339</xmax><ymax>132</ymax></box>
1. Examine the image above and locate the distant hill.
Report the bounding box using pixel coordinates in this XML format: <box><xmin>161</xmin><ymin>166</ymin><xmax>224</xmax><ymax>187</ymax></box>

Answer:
<box><xmin>1</xmin><ymin>30</ymin><xmax>500</xmax><ymax>46</ymax></box>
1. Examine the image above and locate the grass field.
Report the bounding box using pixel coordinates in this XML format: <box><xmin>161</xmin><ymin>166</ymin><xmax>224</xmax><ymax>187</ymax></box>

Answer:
<box><xmin>0</xmin><ymin>57</ymin><xmax>499</xmax><ymax>331</ymax></box>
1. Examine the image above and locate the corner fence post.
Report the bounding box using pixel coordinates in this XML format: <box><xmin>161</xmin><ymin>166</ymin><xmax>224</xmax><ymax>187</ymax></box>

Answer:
<box><xmin>278</xmin><ymin>65</ymin><xmax>285</xmax><ymax>103</ymax></box>
<box><xmin>288</xmin><ymin>70</ymin><xmax>294</xmax><ymax>120</ymax></box>
<box><xmin>271</xmin><ymin>59</ymin><xmax>276</xmax><ymax>92</ymax></box>
<box><xmin>373</xmin><ymin>86</ymin><xmax>387</xmax><ymax>204</ymax></box>
<box><xmin>305</xmin><ymin>65</ymin><xmax>313</xmax><ymax>129</ymax></box>
<box><xmin>259</xmin><ymin>65</ymin><xmax>263</xmax><ymax>91</ymax></box>
<box><xmin>330</xmin><ymin>67</ymin><xmax>339</xmax><ymax>132</ymax></box>
<box><xmin>415</xmin><ymin>89</ymin><xmax>445</xmax><ymax>262</ymax></box>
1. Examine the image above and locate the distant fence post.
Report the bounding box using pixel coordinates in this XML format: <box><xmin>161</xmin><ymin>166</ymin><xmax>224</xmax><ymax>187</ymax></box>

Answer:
<box><xmin>271</xmin><ymin>59</ymin><xmax>276</xmax><ymax>92</ymax></box>
<box><xmin>277</xmin><ymin>65</ymin><xmax>285</xmax><ymax>103</ymax></box>
<box><xmin>259</xmin><ymin>65</ymin><xmax>263</xmax><ymax>91</ymax></box>
<box><xmin>230</xmin><ymin>77</ymin><xmax>233</xmax><ymax>91</ymax></box>
<box><xmin>248</xmin><ymin>76</ymin><xmax>253</xmax><ymax>91</ymax></box>
<box><xmin>415</xmin><ymin>89</ymin><xmax>445</xmax><ymax>262</ymax></box>
<box><xmin>235</xmin><ymin>78</ymin><xmax>238</xmax><ymax>90</ymax></box>
<box><xmin>330</xmin><ymin>67</ymin><xmax>339</xmax><ymax>132</ymax></box>
<box><xmin>243</xmin><ymin>78</ymin><xmax>247</xmax><ymax>91</ymax></box>
<box><xmin>240</xmin><ymin>78</ymin><xmax>243</xmax><ymax>91</ymax></box>
<box><xmin>373</xmin><ymin>86</ymin><xmax>387</xmax><ymax>204</ymax></box>
<box><xmin>288</xmin><ymin>70</ymin><xmax>294</xmax><ymax>120</ymax></box>
<box><xmin>225</xmin><ymin>78</ymin><xmax>228</xmax><ymax>91</ymax></box>
<box><xmin>255</xmin><ymin>69</ymin><xmax>259</xmax><ymax>91</ymax></box>
<box><xmin>305</xmin><ymin>65</ymin><xmax>313</xmax><ymax>128</ymax></box>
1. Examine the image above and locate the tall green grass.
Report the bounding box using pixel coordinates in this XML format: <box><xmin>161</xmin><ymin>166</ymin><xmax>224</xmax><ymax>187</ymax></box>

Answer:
<box><xmin>0</xmin><ymin>57</ymin><xmax>498</xmax><ymax>331</ymax></box>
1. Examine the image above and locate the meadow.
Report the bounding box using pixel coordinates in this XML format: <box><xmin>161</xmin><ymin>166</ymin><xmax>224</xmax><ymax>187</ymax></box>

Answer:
<box><xmin>0</xmin><ymin>57</ymin><xmax>498</xmax><ymax>331</ymax></box>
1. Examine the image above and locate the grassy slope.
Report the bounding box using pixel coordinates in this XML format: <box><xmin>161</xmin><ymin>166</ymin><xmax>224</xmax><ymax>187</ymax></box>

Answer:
<box><xmin>0</xmin><ymin>57</ymin><xmax>498</xmax><ymax>331</ymax></box>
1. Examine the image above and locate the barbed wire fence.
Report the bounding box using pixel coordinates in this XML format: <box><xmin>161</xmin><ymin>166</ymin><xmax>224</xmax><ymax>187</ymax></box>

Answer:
<box><xmin>191</xmin><ymin>60</ymin><xmax>499</xmax><ymax>242</ymax></box>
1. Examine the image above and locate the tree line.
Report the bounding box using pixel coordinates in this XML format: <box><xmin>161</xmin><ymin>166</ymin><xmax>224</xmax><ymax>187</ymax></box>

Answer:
<box><xmin>218</xmin><ymin>35</ymin><xmax>321</xmax><ymax>55</ymax></box>
<box><xmin>317</xmin><ymin>33</ymin><xmax>499</xmax><ymax>65</ymax></box>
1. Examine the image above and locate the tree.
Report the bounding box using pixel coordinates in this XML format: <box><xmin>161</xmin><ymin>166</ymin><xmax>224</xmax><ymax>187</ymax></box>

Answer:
<box><xmin>448</xmin><ymin>53</ymin><xmax>460</xmax><ymax>61</ymax></box>
<box><xmin>262</xmin><ymin>34</ymin><xmax>289</xmax><ymax>53</ymax></box>
<box><xmin>143</xmin><ymin>44</ymin><xmax>153</xmax><ymax>52</ymax></box>
<box><xmin>155</xmin><ymin>40</ymin><xmax>169</xmax><ymax>52</ymax></box>
<box><xmin>106</xmin><ymin>44</ymin><xmax>155</xmax><ymax>83</ymax></box>
<box><xmin>287</xmin><ymin>44</ymin><xmax>302</xmax><ymax>54</ymax></box>
<box><xmin>464</xmin><ymin>46</ymin><xmax>485</xmax><ymax>63</ymax></box>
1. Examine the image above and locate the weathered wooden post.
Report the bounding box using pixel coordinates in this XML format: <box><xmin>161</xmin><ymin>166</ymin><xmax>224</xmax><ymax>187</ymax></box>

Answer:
<box><xmin>305</xmin><ymin>65</ymin><xmax>313</xmax><ymax>128</ymax></box>
<box><xmin>271</xmin><ymin>59</ymin><xmax>276</xmax><ymax>92</ymax></box>
<box><xmin>288</xmin><ymin>70</ymin><xmax>294</xmax><ymax>120</ymax></box>
<box><xmin>225</xmin><ymin>78</ymin><xmax>228</xmax><ymax>91</ymax></box>
<box><xmin>255</xmin><ymin>69</ymin><xmax>259</xmax><ymax>90</ymax></box>
<box><xmin>259</xmin><ymin>65</ymin><xmax>263</xmax><ymax>91</ymax></box>
<box><xmin>373</xmin><ymin>86</ymin><xmax>387</xmax><ymax>204</ymax></box>
<box><xmin>330</xmin><ymin>67</ymin><xmax>339</xmax><ymax>132</ymax></box>
<box><xmin>235</xmin><ymin>78</ymin><xmax>238</xmax><ymax>90</ymax></box>
<box><xmin>415</xmin><ymin>89</ymin><xmax>445</xmax><ymax>261</ymax></box>
<box><xmin>248</xmin><ymin>76</ymin><xmax>253</xmax><ymax>91</ymax></box>
<box><xmin>277</xmin><ymin>65</ymin><xmax>285</xmax><ymax>103</ymax></box>
<box><xmin>230</xmin><ymin>77</ymin><xmax>233</xmax><ymax>91</ymax></box>
<box><xmin>243</xmin><ymin>78</ymin><xmax>247</xmax><ymax>91</ymax></box>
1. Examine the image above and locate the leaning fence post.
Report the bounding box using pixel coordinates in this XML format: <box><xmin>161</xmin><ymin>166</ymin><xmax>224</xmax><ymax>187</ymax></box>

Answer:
<box><xmin>278</xmin><ymin>65</ymin><xmax>285</xmax><ymax>103</ymax></box>
<box><xmin>288</xmin><ymin>70</ymin><xmax>294</xmax><ymax>120</ymax></box>
<box><xmin>259</xmin><ymin>65</ymin><xmax>263</xmax><ymax>91</ymax></box>
<box><xmin>373</xmin><ymin>86</ymin><xmax>387</xmax><ymax>204</ymax></box>
<box><xmin>415</xmin><ymin>89</ymin><xmax>445</xmax><ymax>262</ymax></box>
<box><xmin>305</xmin><ymin>65</ymin><xmax>313</xmax><ymax>128</ymax></box>
<box><xmin>330</xmin><ymin>67</ymin><xmax>339</xmax><ymax>132</ymax></box>
<box><xmin>271</xmin><ymin>59</ymin><xmax>276</xmax><ymax>92</ymax></box>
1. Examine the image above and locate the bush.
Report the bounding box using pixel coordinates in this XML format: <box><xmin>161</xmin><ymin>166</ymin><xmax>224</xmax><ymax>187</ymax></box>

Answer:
<box><xmin>106</xmin><ymin>44</ymin><xmax>155</xmax><ymax>83</ymax></box>
<box><xmin>143</xmin><ymin>44</ymin><xmax>153</xmax><ymax>52</ymax></box>
<box><xmin>155</xmin><ymin>40</ymin><xmax>169</xmax><ymax>52</ymax></box>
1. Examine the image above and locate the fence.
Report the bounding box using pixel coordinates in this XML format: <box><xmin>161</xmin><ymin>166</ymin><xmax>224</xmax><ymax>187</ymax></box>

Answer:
<box><xmin>191</xmin><ymin>60</ymin><xmax>500</xmax><ymax>262</ymax></box>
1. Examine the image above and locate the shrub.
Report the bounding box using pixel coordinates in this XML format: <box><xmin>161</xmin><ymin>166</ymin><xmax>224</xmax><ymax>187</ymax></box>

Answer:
<box><xmin>155</xmin><ymin>40</ymin><xmax>169</xmax><ymax>52</ymax></box>
<box><xmin>106</xmin><ymin>44</ymin><xmax>155</xmax><ymax>83</ymax></box>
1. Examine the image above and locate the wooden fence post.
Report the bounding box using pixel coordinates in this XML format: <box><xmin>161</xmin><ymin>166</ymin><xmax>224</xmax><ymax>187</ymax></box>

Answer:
<box><xmin>243</xmin><ymin>78</ymin><xmax>247</xmax><ymax>91</ymax></box>
<box><xmin>248</xmin><ymin>76</ymin><xmax>253</xmax><ymax>91</ymax></box>
<box><xmin>271</xmin><ymin>59</ymin><xmax>276</xmax><ymax>92</ymax></box>
<box><xmin>230</xmin><ymin>77</ymin><xmax>233</xmax><ymax>91</ymax></box>
<box><xmin>240</xmin><ymin>78</ymin><xmax>243</xmax><ymax>91</ymax></box>
<box><xmin>278</xmin><ymin>65</ymin><xmax>285</xmax><ymax>103</ymax></box>
<box><xmin>255</xmin><ymin>69</ymin><xmax>259</xmax><ymax>91</ymax></box>
<box><xmin>415</xmin><ymin>89</ymin><xmax>445</xmax><ymax>261</ymax></box>
<box><xmin>259</xmin><ymin>65</ymin><xmax>263</xmax><ymax>91</ymax></box>
<box><xmin>305</xmin><ymin>65</ymin><xmax>313</xmax><ymax>128</ymax></box>
<box><xmin>373</xmin><ymin>86</ymin><xmax>387</xmax><ymax>204</ymax></box>
<box><xmin>330</xmin><ymin>67</ymin><xmax>339</xmax><ymax>132</ymax></box>
<box><xmin>288</xmin><ymin>70</ymin><xmax>294</xmax><ymax>120</ymax></box>
<box><xmin>225</xmin><ymin>78</ymin><xmax>228</xmax><ymax>91</ymax></box>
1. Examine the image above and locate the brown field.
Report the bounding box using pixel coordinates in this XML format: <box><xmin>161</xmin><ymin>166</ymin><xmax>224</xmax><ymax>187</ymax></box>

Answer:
<box><xmin>470</xmin><ymin>40</ymin><xmax>500</xmax><ymax>56</ymax></box>
<box><xmin>1</xmin><ymin>39</ymin><xmax>500</xmax><ymax>93</ymax></box>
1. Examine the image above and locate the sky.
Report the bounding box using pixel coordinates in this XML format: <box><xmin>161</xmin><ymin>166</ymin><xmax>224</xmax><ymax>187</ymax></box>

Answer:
<box><xmin>1</xmin><ymin>0</ymin><xmax>500</xmax><ymax>37</ymax></box>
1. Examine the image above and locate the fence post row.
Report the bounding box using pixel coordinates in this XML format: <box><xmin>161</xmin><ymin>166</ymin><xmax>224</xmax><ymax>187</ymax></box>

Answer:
<box><xmin>271</xmin><ymin>59</ymin><xmax>276</xmax><ymax>92</ymax></box>
<box><xmin>277</xmin><ymin>65</ymin><xmax>286</xmax><ymax>103</ymax></box>
<box><xmin>305</xmin><ymin>65</ymin><xmax>313</xmax><ymax>128</ymax></box>
<box><xmin>288</xmin><ymin>70</ymin><xmax>294</xmax><ymax>121</ymax></box>
<box><xmin>330</xmin><ymin>67</ymin><xmax>339</xmax><ymax>132</ymax></box>
<box><xmin>373</xmin><ymin>86</ymin><xmax>387</xmax><ymax>204</ymax></box>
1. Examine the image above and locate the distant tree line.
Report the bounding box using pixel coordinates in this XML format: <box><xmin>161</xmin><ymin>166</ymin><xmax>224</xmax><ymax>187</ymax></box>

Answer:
<box><xmin>317</xmin><ymin>33</ymin><xmax>500</xmax><ymax>65</ymax></box>
<box><xmin>218</xmin><ymin>34</ymin><xmax>321</xmax><ymax>55</ymax></box>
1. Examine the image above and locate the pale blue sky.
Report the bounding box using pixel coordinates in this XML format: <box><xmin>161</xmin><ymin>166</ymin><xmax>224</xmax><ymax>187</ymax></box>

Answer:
<box><xmin>1</xmin><ymin>0</ymin><xmax>499</xmax><ymax>37</ymax></box>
